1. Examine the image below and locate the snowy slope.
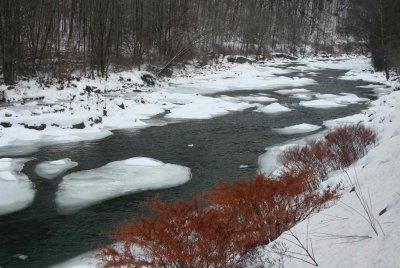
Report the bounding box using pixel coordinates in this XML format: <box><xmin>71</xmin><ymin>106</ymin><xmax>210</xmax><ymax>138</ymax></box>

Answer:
<box><xmin>259</xmin><ymin>86</ymin><xmax>400</xmax><ymax>267</ymax></box>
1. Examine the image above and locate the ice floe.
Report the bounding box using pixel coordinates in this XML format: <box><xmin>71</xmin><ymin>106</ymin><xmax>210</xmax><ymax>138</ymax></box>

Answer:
<box><xmin>275</xmin><ymin>88</ymin><xmax>310</xmax><ymax>95</ymax></box>
<box><xmin>221</xmin><ymin>95</ymin><xmax>277</xmax><ymax>103</ymax></box>
<box><xmin>0</xmin><ymin>158</ymin><xmax>35</xmax><ymax>216</ymax></box>
<box><xmin>273</xmin><ymin>123</ymin><xmax>321</xmax><ymax>135</ymax></box>
<box><xmin>35</xmin><ymin>158</ymin><xmax>78</xmax><ymax>179</ymax></box>
<box><xmin>256</xmin><ymin>103</ymin><xmax>292</xmax><ymax>114</ymax></box>
<box><xmin>56</xmin><ymin>157</ymin><xmax>191</xmax><ymax>213</ymax></box>
<box><xmin>314</xmin><ymin>93</ymin><xmax>369</xmax><ymax>104</ymax></box>
<box><xmin>299</xmin><ymin>99</ymin><xmax>344</xmax><ymax>108</ymax></box>
<box><xmin>165</xmin><ymin>94</ymin><xmax>253</xmax><ymax>120</ymax></box>
<box><xmin>290</xmin><ymin>93</ymin><xmax>313</xmax><ymax>100</ymax></box>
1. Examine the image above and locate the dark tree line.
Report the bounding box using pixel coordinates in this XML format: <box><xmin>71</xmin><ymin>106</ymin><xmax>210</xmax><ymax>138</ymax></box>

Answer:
<box><xmin>1</xmin><ymin>0</ymin><xmax>390</xmax><ymax>85</ymax></box>
<box><xmin>346</xmin><ymin>0</ymin><xmax>400</xmax><ymax>80</ymax></box>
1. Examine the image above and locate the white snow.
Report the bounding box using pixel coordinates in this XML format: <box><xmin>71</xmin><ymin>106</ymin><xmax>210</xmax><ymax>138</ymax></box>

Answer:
<box><xmin>50</xmin><ymin>252</ymin><xmax>98</xmax><ymax>268</ymax></box>
<box><xmin>275</xmin><ymin>88</ymin><xmax>310</xmax><ymax>95</ymax></box>
<box><xmin>290</xmin><ymin>93</ymin><xmax>313</xmax><ymax>100</ymax></box>
<box><xmin>314</xmin><ymin>93</ymin><xmax>369</xmax><ymax>104</ymax></box>
<box><xmin>56</xmin><ymin>157</ymin><xmax>191</xmax><ymax>214</ymax></box>
<box><xmin>0</xmin><ymin>158</ymin><xmax>35</xmax><ymax>215</ymax></box>
<box><xmin>273</xmin><ymin>123</ymin><xmax>321</xmax><ymax>135</ymax></box>
<box><xmin>256</xmin><ymin>103</ymin><xmax>292</xmax><ymax>114</ymax></box>
<box><xmin>35</xmin><ymin>158</ymin><xmax>78</xmax><ymax>179</ymax></box>
<box><xmin>123</xmin><ymin>157</ymin><xmax>163</xmax><ymax>166</ymax></box>
<box><xmin>165</xmin><ymin>94</ymin><xmax>253</xmax><ymax>120</ymax></box>
<box><xmin>163</xmin><ymin>64</ymin><xmax>317</xmax><ymax>95</ymax></box>
<box><xmin>258</xmin><ymin>132</ymin><xmax>324</xmax><ymax>174</ymax></box>
<box><xmin>299</xmin><ymin>99</ymin><xmax>344</xmax><ymax>108</ymax></box>
<box><xmin>220</xmin><ymin>95</ymin><xmax>277</xmax><ymax>103</ymax></box>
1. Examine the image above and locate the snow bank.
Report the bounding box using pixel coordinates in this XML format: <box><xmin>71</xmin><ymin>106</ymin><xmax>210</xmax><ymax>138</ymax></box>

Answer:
<box><xmin>35</xmin><ymin>158</ymin><xmax>78</xmax><ymax>179</ymax></box>
<box><xmin>0</xmin><ymin>158</ymin><xmax>35</xmax><ymax>215</ymax></box>
<box><xmin>259</xmin><ymin>77</ymin><xmax>400</xmax><ymax>268</ymax></box>
<box><xmin>301</xmin><ymin>56</ymin><xmax>371</xmax><ymax>70</ymax></box>
<box><xmin>56</xmin><ymin>157</ymin><xmax>191</xmax><ymax>213</ymax></box>
<box><xmin>256</xmin><ymin>103</ymin><xmax>292</xmax><ymax>114</ymax></box>
<box><xmin>273</xmin><ymin>123</ymin><xmax>321</xmax><ymax>135</ymax></box>
<box><xmin>164</xmin><ymin>64</ymin><xmax>317</xmax><ymax>94</ymax></box>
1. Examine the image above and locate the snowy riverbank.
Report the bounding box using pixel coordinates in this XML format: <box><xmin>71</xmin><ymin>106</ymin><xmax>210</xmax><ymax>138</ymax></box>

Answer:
<box><xmin>0</xmin><ymin>55</ymin><xmax>377</xmax><ymax>153</ymax></box>
<box><xmin>49</xmin><ymin>56</ymin><xmax>400</xmax><ymax>267</ymax></box>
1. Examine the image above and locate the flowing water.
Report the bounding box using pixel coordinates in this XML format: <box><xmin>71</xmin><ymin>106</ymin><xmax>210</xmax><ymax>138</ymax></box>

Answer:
<box><xmin>0</xmin><ymin>65</ymin><xmax>381</xmax><ymax>267</ymax></box>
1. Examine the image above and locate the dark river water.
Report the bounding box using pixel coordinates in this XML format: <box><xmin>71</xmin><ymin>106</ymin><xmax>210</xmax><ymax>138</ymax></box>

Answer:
<box><xmin>0</xmin><ymin>65</ymin><xmax>380</xmax><ymax>267</ymax></box>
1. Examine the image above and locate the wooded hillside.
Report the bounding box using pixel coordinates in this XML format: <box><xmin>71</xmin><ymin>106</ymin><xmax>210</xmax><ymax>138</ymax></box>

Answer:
<box><xmin>0</xmin><ymin>0</ymin><xmax>399</xmax><ymax>84</ymax></box>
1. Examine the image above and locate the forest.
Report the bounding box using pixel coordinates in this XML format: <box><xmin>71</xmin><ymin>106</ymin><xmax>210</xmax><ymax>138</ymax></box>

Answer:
<box><xmin>0</xmin><ymin>0</ymin><xmax>399</xmax><ymax>85</ymax></box>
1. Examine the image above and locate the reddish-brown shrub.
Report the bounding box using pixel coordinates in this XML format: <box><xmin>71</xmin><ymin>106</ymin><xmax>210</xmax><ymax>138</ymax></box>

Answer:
<box><xmin>278</xmin><ymin>140</ymin><xmax>332</xmax><ymax>183</ymax></box>
<box><xmin>98</xmin><ymin>197</ymin><xmax>263</xmax><ymax>268</ymax></box>
<box><xmin>206</xmin><ymin>171</ymin><xmax>337</xmax><ymax>243</ymax></box>
<box><xmin>279</xmin><ymin>124</ymin><xmax>377</xmax><ymax>188</ymax></box>
<box><xmin>325</xmin><ymin>123</ymin><xmax>377</xmax><ymax>168</ymax></box>
<box><xmin>98</xmin><ymin>173</ymin><xmax>337</xmax><ymax>268</ymax></box>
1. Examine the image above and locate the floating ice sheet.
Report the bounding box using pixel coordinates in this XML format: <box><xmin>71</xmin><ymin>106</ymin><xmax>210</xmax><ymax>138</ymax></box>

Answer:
<box><xmin>275</xmin><ymin>88</ymin><xmax>310</xmax><ymax>95</ymax></box>
<box><xmin>299</xmin><ymin>99</ymin><xmax>344</xmax><ymax>109</ymax></box>
<box><xmin>35</xmin><ymin>158</ymin><xmax>78</xmax><ymax>179</ymax></box>
<box><xmin>56</xmin><ymin>157</ymin><xmax>191</xmax><ymax>213</ymax></box>
<box><xmin>256</xmin><ymin>103</ymin><xmax>292</xmax><ymax>114</ymax></box>
<box><xmin>0</xmin><ymin>158</ymin><xmax>34</xmax><ymax>216</ymax></box>
<box><xmin>273</xmin><ymin>123</ymin><xmax>321</xmax><ymax>135</ymax></box>
<box><xmin>166</xmin><ymin>95</ymin><xmax>253</xmax><ymax>120</ymax></box>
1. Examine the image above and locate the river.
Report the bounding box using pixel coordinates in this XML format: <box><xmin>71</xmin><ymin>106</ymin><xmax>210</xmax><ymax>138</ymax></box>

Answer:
<box><xmin>0</xmin><ymin>64</ymin><xmax>380</xmax><ymax>267</ymax></box>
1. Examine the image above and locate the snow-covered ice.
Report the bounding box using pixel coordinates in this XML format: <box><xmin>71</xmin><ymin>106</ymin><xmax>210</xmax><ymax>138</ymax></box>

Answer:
<box><xmin>256</xmin><ymin>103</ymin><xmax>292</xmax><ymax>114</ymax></box>
<box><xmin>0</xmin><ymin>158</ymin><xmax>35</xmax><ymax>216</ymax></box>
<box><xmin>258</xmin><ymin>132</ymin><xmax>324</xmax><ymax>174</ymax></box>
<box><xmin>299</xmin><ymin>99</ymin><xmax>344</xmax><ymax>109</ymax></box>
<box><xmin>35</xmin><ymin>158</ymin><xmax>78</xmax><ymax>179</ymax></box>
<box><xmin>220</xmin><ymin>95</ymin><xmax>277</xmax><ymax>103</ymax></box>
<box><xmin>56</xmin><ymin>157</ymin><xmax>191</xmax><ymax>213</ymax></box>
<box><xmin>165</xmin><ymin>94</ymin><xmax>253</xmax><ymax>120</ymax></box>
<box><xmin>273</xmin><ymin>123</ymin><xmax>321</xmax><ymax>135</ymax></box>
<box><xmin>274</xmin><ymin>88</ymin><xmax>310</xmax><ymax>95</ymax></box>
<box><xmin>314</xmin><ymin>93</ymin><xmax>369</xmax><ymax>104</ymax></box>
<box><xmin>290</xmin><ymin>93</ymin><xmax>313</xmax><ymax>100</ymax></box>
